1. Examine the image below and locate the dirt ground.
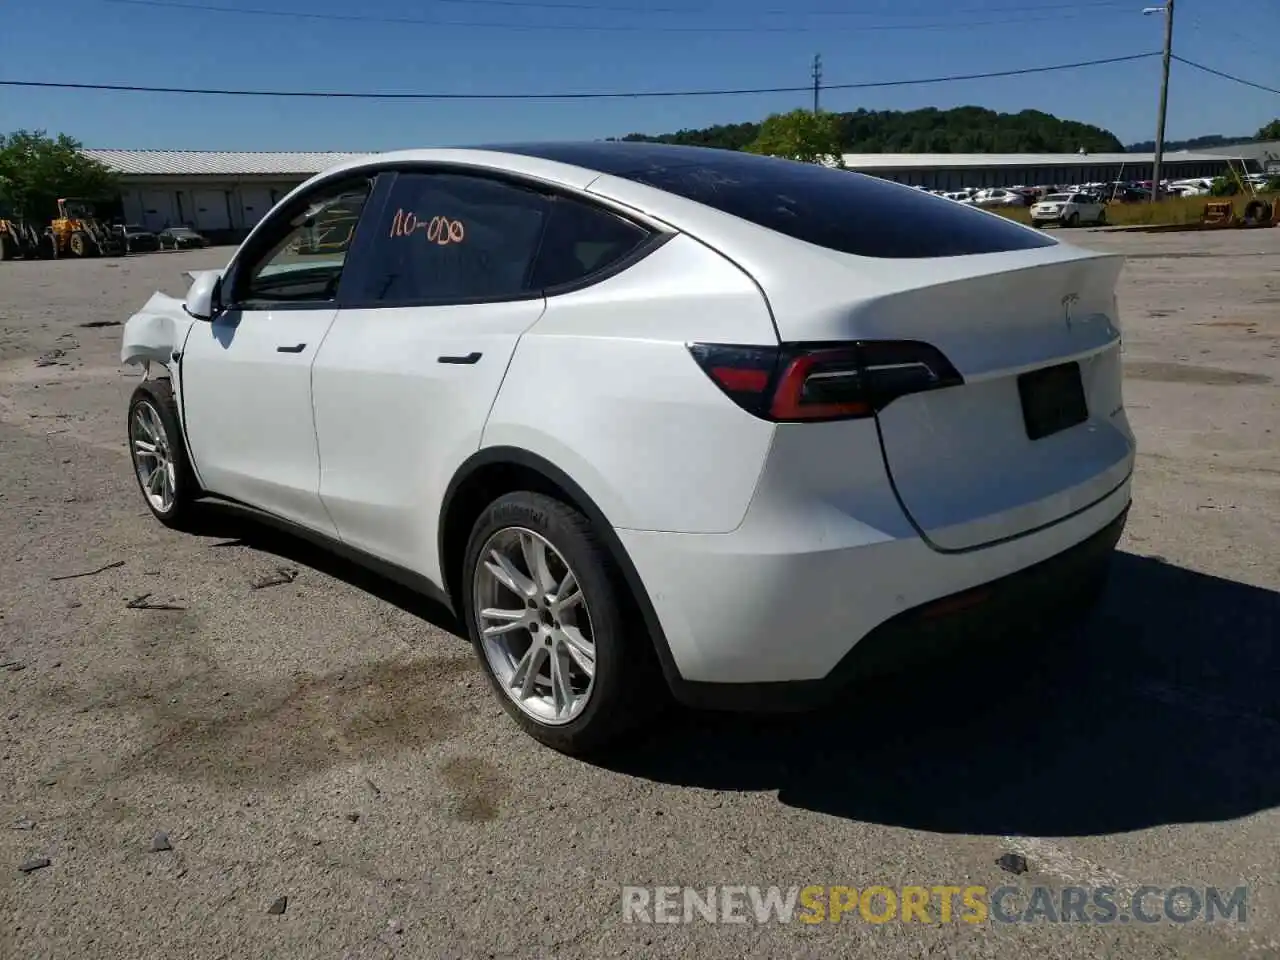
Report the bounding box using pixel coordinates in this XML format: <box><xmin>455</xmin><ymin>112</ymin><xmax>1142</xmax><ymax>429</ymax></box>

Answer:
<box><xmin>1</xmin><ymin>229</ymin><xmax>1278</xmax><ymax>960</ymax></box>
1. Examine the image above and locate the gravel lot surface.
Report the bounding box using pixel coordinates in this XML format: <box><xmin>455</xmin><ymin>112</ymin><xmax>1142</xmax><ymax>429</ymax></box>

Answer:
<box><xmin>1</xmin><ymin>230</ymin><xmax>1278</xmax><ymax>959</ymax></box>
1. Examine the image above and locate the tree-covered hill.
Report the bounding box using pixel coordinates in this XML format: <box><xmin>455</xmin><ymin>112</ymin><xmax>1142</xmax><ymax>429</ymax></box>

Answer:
<box><xmin>1125</xmin><ymin>134</ymin><xmax>1242</xmax><ymax>152</ymax></box>
<box><xmin>617</xmin><ymin>106</ymin><xmax>1124</xmax><ymax>154</ymax></box>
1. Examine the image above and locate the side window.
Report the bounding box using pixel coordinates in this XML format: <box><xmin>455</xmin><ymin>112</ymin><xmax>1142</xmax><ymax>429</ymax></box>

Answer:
<box><xmin>528</xmin><ymin>196</ymin><xmax>652</xmax><ymax>290</ymax></box>
<box><xmin>359</xmin><ymin>172</ymin><xmax>550</xmax><ymax>304</ymax></box>
<box><xmin>236</xmin><ymin>177</ymin><xmax>373</xmax><ymax>305</ymax></box>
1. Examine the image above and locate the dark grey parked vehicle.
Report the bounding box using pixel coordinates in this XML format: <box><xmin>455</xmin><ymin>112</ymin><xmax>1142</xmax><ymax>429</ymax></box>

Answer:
<box><xmin>119</xmin><ymin>224</ymin><xmax>160</xmax><ymax>253</ymax></box>
<box><xmin>157</xmin><ymin>226</ymin><xmax>209</xmax><ymax>250</ymax></box>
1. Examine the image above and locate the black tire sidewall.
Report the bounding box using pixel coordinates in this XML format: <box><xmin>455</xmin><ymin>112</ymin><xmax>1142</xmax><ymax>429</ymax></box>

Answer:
<box><xmin>461</xmin><ymin>491</ymin><xmax>639</xmax><ymax>754</ymax></box>
<box><xmin>127</xmin><ymin>380</ymin><xmax>196</xmax><ymax>525</ymax></box>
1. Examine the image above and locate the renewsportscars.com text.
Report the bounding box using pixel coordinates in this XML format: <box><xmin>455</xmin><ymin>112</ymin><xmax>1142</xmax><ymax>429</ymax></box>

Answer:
<box><xmin>621</xmin><ymin>885</ymin><xmax>1248</xmax><ymax>925</ymax></box>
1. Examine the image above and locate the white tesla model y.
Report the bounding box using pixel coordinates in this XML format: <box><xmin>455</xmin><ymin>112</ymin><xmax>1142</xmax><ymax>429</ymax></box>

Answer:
<box><xmin>120</xmin><ymin>143</ymin><xmax>1134</xmax><ymax>754</ymax></box>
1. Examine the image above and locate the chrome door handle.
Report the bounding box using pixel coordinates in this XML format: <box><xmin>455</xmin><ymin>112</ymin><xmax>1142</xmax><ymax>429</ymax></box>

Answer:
<box><xmin>277</xmin><ymin>343</ymin><xmax>306</xmax><ymax>353</ymax></box>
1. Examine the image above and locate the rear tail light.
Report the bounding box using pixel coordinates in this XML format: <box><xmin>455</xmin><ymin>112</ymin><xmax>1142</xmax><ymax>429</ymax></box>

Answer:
<box><xmin>688</xmin><ymin>340</ymin><xmax>962</xmax><ymax>423</ymax></box>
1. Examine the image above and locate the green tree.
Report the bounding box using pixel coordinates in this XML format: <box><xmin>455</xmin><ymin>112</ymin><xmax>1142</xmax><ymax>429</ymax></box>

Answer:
<box><xmin>1257</xmin><ymin>119</ymin><xmax>1280</xmax><ymax>141</ymax></box>
<box><xmin>1209</xmin><ymin>176</ymin><xmax>1239</xmax><ymax>197</ymax></box>
<box><xmin>625</xmin><ymin>106</ymin><xmax>1124</xmax><ymax>155</ymax></box>
<box><xmin>744</xmin><ymin>109</ymin><xmax>847</xmax><ymax>166</ymax></box>
<box><xmin>0</xmin><ymin>130</ymin><xmax>116</xmax><ymax>219</ymax></box>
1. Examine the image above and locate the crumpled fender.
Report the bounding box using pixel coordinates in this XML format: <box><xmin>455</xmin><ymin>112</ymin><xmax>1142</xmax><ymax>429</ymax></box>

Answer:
<box><xmin>120</xmin><ymin>290</ymin><xmax>197</xmax><ymax>370</ymax></box>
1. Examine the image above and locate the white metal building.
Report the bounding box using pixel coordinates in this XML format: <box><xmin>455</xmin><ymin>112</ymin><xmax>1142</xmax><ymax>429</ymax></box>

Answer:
<box><xmin>1199</xmin><ymin>140</ymin><xmax>1280</xmax><ymax>175</ymax></box>
<box><xmin>81</xmin><ymin>150</ymin><xmax>370</xmax><ymax>241</ymax></box>
<box><xmin>832</xmin><ymin>148</ymin><xmax>1246</xmax><ymax>190</ymax></box>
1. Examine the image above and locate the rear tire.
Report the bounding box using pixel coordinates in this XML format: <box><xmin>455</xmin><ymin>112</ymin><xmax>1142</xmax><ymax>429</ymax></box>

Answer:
<box><xmin>462</xmin><ymin>491</ymin><xmax>658</xmax><ymax>756</ymax></box>
<box><xmin>1066</xmin><ymin>212</ymin><xmax>1080</xmax><ymax>227</ymax></box>
<box><xmin>127</xmin><ymin>379</ymin><xmax>200</xmax><ymax>529</ymax></box>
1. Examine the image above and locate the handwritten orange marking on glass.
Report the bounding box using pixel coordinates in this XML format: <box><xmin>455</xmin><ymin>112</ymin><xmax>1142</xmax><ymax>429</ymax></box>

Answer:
<box><xmin>390</xmin><ymin>209</ymin><xmax>465</xmax><ymax>244</ymax></box>
<box><xmin>427</xmin><ymin>215</ymin><xmax>465</xmax><ymax>245</ymax></box>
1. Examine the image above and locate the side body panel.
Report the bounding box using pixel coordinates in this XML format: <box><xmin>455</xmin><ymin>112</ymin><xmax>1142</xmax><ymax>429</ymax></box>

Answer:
<box><xmin>481</xmin><ymin>232</ymin><xmax>779</xmax><ymax>535</ymax></box>
<box><xmin>180</xmin><ymin>307</ymin><xmax>341</xmax><ymax>535</ymax></box>
<box><xmin>312</xmin><ymin>299</ymin><xmax>548</xmax><ymax>582</ymax></box>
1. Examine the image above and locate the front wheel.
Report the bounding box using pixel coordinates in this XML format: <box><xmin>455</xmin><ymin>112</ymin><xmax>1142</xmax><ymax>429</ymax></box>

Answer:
<box><xmin>1066</xmin><ymin>212</ymin><xmax>1080</xmax><ymax>228</ymax></box>
<box><xmin>127</xmin><ymin>380</ymin><xmax>199</xmax><ymax>528</ymax></box>
<box><xmin>463</xmin><ymin>491</ymin><xmax>658</xmax><ymax>756</ymax></box>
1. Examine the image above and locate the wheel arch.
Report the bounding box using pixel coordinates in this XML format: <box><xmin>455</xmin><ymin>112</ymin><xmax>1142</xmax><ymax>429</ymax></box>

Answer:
<box><xmin>438</xmin><ymin>446</ymin><xmax>685</xmax><ymax>690</ymax></box>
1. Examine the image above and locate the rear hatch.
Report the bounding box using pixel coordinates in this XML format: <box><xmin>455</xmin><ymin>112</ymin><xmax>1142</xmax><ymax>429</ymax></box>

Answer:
<box><xmin>567</xmin><ymin>149</ymin><xmax>1135</xmax><ymax>552</ymax></box>
<box><xmin>770</xmin><ymin>247</ymin><xmax>1134</xmax><ymax>552</ymax></box>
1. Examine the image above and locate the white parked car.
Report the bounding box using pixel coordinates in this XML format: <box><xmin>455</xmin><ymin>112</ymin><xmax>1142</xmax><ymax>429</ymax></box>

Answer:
<box><xmin>1168</xmin><ymin>179</ymin><xmax>1212</xmax><ymax>197</ymax></box>
<box><xmin>969</xmin><ymin>188</ymin><xmax>1026</xmax><ymax>208</ymax></box>
<box><xmin>120</xmin><ymin>143</ymin><xmax>1134</xmax><ymax>754</ymax></box>
<box><xmin>1031</xmin><ymin>192</ymin><xmax>1107</xmax><ymax>227</ymax></box>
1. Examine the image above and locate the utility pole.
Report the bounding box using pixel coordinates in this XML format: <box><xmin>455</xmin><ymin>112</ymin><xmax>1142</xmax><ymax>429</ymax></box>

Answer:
<box><xmin>811</xmin><ymin>54</ymin><xmax>822</xmax><ymax>113</ymax></box>
<box><xmin>1144</xmin><ymin>0</ymin><xmax>1175</xmax><ymax>201</ymax></box>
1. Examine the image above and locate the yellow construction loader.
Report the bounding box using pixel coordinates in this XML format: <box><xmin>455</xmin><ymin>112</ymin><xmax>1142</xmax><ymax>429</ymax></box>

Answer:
<box><xmin>47</xmin><ymin>198</ymin><xmax>123</xmax><ymax>257</ymax></box>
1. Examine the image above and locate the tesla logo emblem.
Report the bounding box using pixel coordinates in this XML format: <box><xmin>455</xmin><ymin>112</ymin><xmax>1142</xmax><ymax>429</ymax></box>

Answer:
<box><xmin>1061</xmin><ymin>292</ymin><xmax>1080</xmax><ymax>330</ymax></box>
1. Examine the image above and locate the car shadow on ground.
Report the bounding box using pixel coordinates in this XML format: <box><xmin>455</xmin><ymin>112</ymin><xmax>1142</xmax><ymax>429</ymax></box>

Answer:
<box><xmin>606</xmin><ymin>551</ymin><xmax>1280</xmax><ymax>837</ymax></box>
<box><xmin>185</xmin><ymin>502</ymin><xmax>464</xmax><ymax>637</ymax></box>
<box><xmin>180</xmin><ymin>506</ymin><xmax>1279</xmax><ymax>836</ymax></box>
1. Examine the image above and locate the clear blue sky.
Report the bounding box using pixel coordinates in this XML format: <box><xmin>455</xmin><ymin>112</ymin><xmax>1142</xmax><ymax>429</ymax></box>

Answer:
<box><xmin>0</xmin><ymin>0</ymin><xmax>1276</xmax><ymax>151</ymax></box>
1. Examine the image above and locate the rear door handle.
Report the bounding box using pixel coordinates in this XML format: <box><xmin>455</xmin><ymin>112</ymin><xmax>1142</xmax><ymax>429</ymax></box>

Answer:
<box><xmin>277</xmin><ymin>343</ymin><xmax>306</xmax><ymax>353</ymax></box>
<box><xmin>438</xmin><ymin>352</ymin><xmax>482</xmax><ymax>365</ymax></box>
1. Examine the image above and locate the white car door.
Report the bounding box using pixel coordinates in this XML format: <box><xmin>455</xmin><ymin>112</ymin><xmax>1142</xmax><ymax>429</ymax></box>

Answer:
<box><xmin>180</xmin><ymin>174</ymin><xmax>376</xmax><ymax>533</ymax></box>
<box><xmin>312</xmin><ymin>169</ymin><xmax>656</xmax><ymax>584</ymax></box>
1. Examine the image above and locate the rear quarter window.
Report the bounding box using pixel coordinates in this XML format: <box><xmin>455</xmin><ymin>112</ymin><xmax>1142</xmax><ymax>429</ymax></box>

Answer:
<box><xmin>527</xmin><ymin>196</ymin><xmax>652</xmax><ymax>290</ymax></box>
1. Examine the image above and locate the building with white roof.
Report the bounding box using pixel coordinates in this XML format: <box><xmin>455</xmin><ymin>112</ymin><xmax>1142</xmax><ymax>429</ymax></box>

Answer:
<box><xmin>82</xmin><ymin>145</ymin><xmax>1257</xmax><ymax>240</ymax></box>
<box><xmin>81</xmin><ymin>149</ymin><xmax>371</xmax><ymax>239</ymax></box>
<box><xmin>833</xmin><ymin>148</ymin><xmax>1245</xmax><ymax>190</ymax></box>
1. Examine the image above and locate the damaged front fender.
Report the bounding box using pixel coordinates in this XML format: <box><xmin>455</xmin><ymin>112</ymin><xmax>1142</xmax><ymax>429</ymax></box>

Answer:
<box><xmin>120</xmin><ymin>291</ymin><xmax>198</xmax><ymax>373</ymax></box>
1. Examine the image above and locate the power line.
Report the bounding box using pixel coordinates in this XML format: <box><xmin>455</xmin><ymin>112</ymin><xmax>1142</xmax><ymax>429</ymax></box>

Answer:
<box><xmin>825</xmin><ymin>52</ymin><xmax>1159</xmax><ymax>91</ymax></box>
<box><xmin>0</xmin><ymin>52</ymin><xmax>1160</xmax><ymax>101</ymax></box>
<box><xmin>101</xmin><ymin>0</ymin><xmax>1135</xmax><ymax>33</ymax></box>
<box><xmin>1172</xmin><ymin>54</ymin><xmax>1280</xmax><ymax>95</ymax></box>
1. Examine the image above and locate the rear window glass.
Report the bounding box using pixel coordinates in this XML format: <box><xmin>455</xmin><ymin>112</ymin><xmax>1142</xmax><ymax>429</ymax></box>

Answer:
<box><xmin>483</xmin><ymin>142</ymin><xmax>1055</xmax><ymax>259</ymax></box>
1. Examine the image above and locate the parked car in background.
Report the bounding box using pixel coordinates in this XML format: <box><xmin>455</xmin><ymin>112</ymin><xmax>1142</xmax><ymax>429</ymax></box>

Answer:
<box><xmin>969</xmin><ymin>188</ymin><xmax>1026</xmax><ymax>208</ymax></box>
<box><xmin>1109</xmin><ymin>186</ymin><xmax>1150</xmax><ymax>203</ymax></box>
<box><xmin>158</xmin><ymin>226</ymin><xmax>209</xmax><ymax>250</ymax></box>
<box><xmin>119</xmin><ymin>142</ymin><xmax>1133</xmax><ymax>754</ymax></box>
<box><xmin>1167</xmin><ymin>179</ymin><xmax>1211</xmax><ymax>197</ymax></box>
<box><xmin>120</xmin><ymin>224</ymin><xmax>160</xmax><ymax>253</ymax></box>
<box><xmin>1030</xmin><ymin>192</ymin><xmax>1107</xmax><ymax>227</ymax></box>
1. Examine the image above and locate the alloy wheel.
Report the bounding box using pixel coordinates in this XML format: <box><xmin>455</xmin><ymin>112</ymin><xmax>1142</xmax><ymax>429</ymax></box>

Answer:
<box><xmin>473</xmin><ymin>527</ymin><xmax>596</xmax><ymax>725</ymax></box>
<box><xmin>130</xmin><ymin>400</ymin><xmax>176</xmax><ymax>514</ymax></box>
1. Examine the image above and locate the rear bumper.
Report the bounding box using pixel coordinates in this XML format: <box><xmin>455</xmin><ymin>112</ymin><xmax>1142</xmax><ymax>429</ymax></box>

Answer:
<box><xmin>673</xmin><ymin>503</ymin><xmax>1126</xmax><ymax>711</ymax></box>
<box><xmin>618</xmin><ymin>474</ymin><xmax>1130</xmax><ymax>710</ymax></box>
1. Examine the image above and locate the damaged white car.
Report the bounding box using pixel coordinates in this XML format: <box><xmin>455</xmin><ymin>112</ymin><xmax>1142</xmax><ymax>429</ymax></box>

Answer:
<box><xmin>120</xmin><ymin>144</ymin><xmax>1133</xmax><ymax>755</ymax></box>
